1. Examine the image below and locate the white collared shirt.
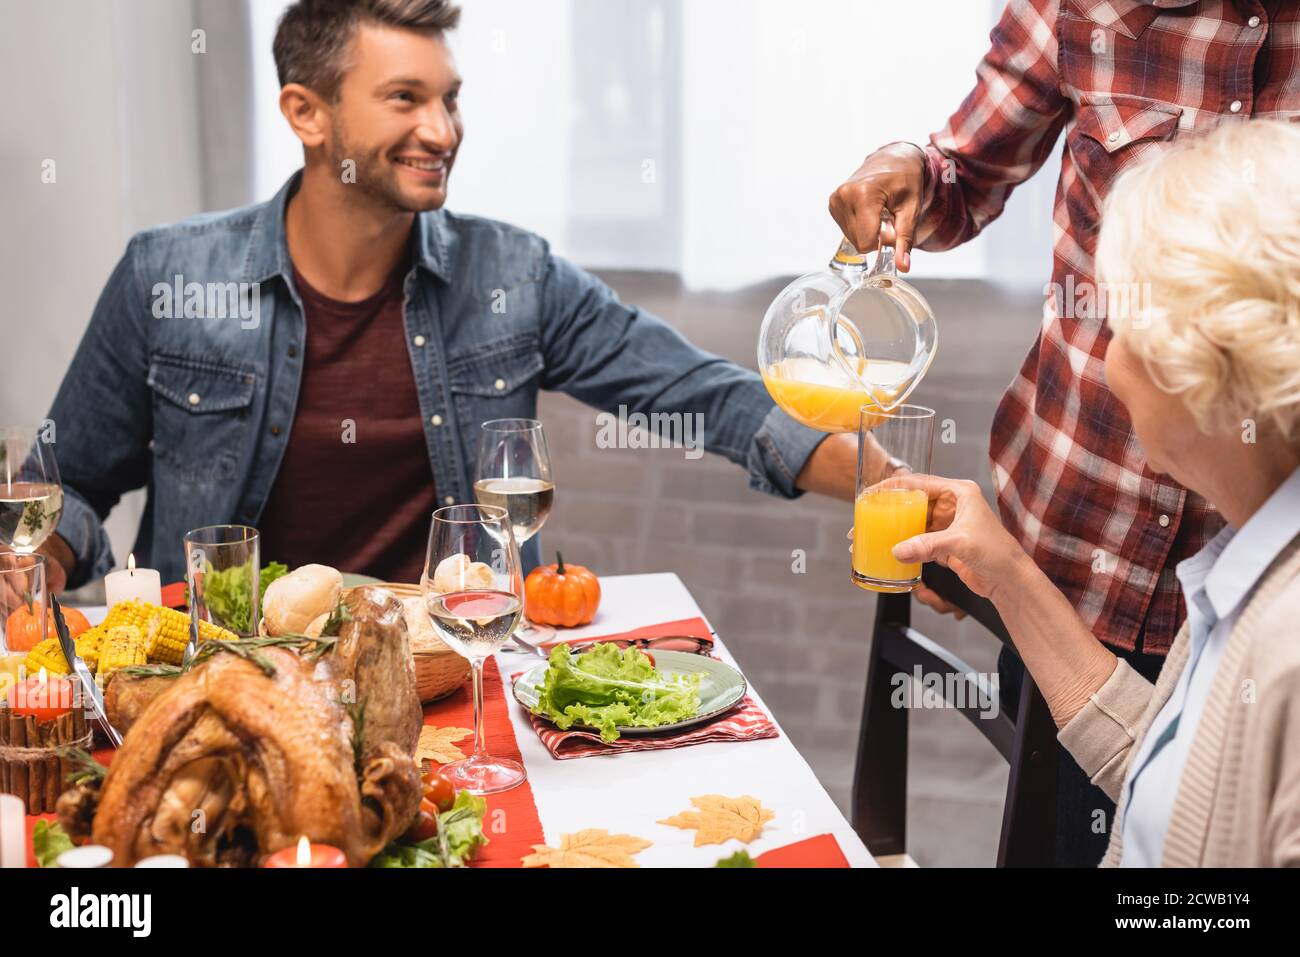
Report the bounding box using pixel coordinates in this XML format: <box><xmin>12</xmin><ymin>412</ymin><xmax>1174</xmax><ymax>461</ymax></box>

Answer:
<box><xmin>1119</xmin><ymin>467</ymin><xmax>1300</xmax><ymax>867</ymax></box>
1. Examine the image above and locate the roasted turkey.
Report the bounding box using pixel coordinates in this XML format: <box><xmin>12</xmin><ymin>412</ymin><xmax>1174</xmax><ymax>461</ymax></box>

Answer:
<box><xmin>58</xmin><ymin>586</ymin><xmax>424</xmax><ymax>867</ymax></box>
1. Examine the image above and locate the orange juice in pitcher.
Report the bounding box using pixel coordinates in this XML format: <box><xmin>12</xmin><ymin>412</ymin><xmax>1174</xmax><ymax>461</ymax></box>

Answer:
<box><xmin>762</xmin><ymin>357</ymin><xmax>910</xmax><ymax>433</ymax></box>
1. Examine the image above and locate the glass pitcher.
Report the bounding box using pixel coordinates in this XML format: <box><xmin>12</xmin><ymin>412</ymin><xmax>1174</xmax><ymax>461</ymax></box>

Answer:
<box><xmin>758</xmin><ymin>238</ymin><xmax>938</xmax><ymax>433</ymax></box>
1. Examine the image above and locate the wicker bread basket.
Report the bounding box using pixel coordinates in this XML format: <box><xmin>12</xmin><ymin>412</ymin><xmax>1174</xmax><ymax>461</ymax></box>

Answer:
<box><xmin>376</xmin><ymin>583</ymin><xmax>470</xmax><ymax>703</ymax></box>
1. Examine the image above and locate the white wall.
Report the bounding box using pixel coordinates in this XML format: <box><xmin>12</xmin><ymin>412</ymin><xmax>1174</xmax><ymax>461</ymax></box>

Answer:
<box><xmin>0</xmin><ymin>0</ymin><xmax>208</xmax><ymax>570</ymax></box>
<box><xmin>250</xmin><ymin>0</ymin><xmax>1056</xmax><ymax>290</ymax></box>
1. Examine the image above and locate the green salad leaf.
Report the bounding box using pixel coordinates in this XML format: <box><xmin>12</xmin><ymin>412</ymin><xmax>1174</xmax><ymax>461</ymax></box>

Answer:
<box><xmin>369</xmin><ymin>791</ymin><xmax>488</xmax><ymax>869</ymax></box>
<box><xmin>33</xmin><ymin>820</ymin><xmax>74</xmax><ymax>868</ymax></box>
<box><xmin>715</xmin><ymin>850</ymin><xmax>757</xmax><ymax>868</ymax></box>
<box><xmin>193</xmin><ymin>560</ymin><xmax>289</xmax><ymax>634</ymax></box>
<box><xmin>533</xmin><ymin>642</ymin><xmax>703</xmax><ymax>742</ymax></box>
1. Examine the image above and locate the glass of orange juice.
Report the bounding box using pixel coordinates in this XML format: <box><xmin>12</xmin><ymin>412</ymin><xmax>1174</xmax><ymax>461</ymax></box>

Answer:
<box><xmin>852</xmin><ymin>405</ymin><xmax>935</xmax><ymax>593</ymax></box>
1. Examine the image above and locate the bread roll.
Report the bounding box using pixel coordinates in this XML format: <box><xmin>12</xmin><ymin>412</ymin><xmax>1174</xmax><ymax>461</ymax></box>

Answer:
<box><xmin>263</xmin><ymin>565</ymin><xmax>343</xmax><ymax>637</ymax></box>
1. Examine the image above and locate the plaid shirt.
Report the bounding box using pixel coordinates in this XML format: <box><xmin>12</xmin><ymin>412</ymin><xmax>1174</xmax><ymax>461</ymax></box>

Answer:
<box><xmin>916</xmin><ymin>0</ymin><xmax>1300</xmax><ymax>654</ymax></box>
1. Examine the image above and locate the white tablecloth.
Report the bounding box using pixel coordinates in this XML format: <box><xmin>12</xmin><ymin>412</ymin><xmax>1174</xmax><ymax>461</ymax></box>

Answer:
<box><xmin>497</xmin><ymin>573</ymin><xmax>877</xmax><ymax>867</ymax></box>
<box><xmin>83</xmin><ymin>572</ymin><xmax>876</xmax><ymax>867</ymax></box>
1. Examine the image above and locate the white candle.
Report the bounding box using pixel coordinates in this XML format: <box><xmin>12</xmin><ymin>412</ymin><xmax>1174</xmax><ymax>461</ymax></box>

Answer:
<box><xmin>103</xmin><ymin>553</ymin><xmax>162</xmax><ymax>608</ymax></box>
<box><xmin>56</xmin><ymin>845</ymin><xmax>114</xmax><ymax>868</ymax></box>
<box><xmin>0</xmin><ymin>794</ymin><xmax>24</xmax><ymax>869</ymax></box>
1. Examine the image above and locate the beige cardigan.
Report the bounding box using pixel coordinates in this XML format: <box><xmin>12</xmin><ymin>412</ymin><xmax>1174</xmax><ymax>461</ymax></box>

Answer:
<box><xmin>1059</xmin><ymin>537</ymin><xmax>1300</xmax><ymax>867</ymax></box>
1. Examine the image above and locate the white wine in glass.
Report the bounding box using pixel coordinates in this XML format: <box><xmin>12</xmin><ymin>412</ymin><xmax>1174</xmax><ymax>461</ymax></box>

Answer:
<box><xmin>422</xmin><ymin>503</ymin><xmax>527</xmax><ymax>795</ymax></box>
<box><xmin>474</xmin><ymin>419</ymin><xmax>556</xmax><ymax>647</ymax></box>
<box><xmin>471</xmin><ymin>477</ymin><xmax>554</xmax><ymax>544</ymax></box>
<box><xmin>0</xmin><ymin>428</ymin><xmax>63</xmax><ymax>554</ymax></box>
<box><xmin>426</xmin><ymin>589</ymin><xmax>524</xmax><ymax>659</ymax></box>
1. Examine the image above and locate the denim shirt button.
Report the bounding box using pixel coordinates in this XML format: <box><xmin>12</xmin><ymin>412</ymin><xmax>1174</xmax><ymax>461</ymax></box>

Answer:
<box><xmin>187</xmin><ymin>393</ymin><xmax>201</xmax><ymax>406</ymax></box>
<box><xmin>413</xmin><ymin>335</ymin><xmax>427</xmax><ymax>347</ymax></box>
<box><xmin>494</xmin><ymin>378</ymin><xmax>506</xmax><ymax>391</ymax></box>
<box><xmin>430</xmin><ymin>414</ymin><xmax>443</xmax><ymax>427</ymax></box>
<box><xmin>444</xmin><ymin>496</ymin><xmax>455</xmax><ymax>505</ymax></box>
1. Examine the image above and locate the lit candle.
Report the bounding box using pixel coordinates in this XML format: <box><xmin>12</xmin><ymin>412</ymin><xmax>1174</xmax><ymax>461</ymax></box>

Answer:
<box><xmin>0</xmin><ymin>795</ymin><xmax>24</xmax><ymax>869</ymax></box>
<box><xmin>10</xmin><ymin>674</ymin><xmax>74</xmax><ymax>724</ymax></box>
<box><xmin>56</xmin><ymin>845</ymin><xmax>114</xmax><ymax>868</ymax></box>
<box><xmin>262</xmin><ymin>835</ymin><xmax>348</xmax><ymax>868</ymax></box>
<box><xmin>103</xmin><ymin>553</ymin><xmax>162</xmax><ymax>609</ymax></box>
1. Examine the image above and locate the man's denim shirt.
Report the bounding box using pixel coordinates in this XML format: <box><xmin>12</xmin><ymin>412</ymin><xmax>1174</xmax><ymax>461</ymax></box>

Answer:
<box><xmin>49</xmin><ymin>173</ymin><xmax>824</xmax><ymax>586</ymax></box>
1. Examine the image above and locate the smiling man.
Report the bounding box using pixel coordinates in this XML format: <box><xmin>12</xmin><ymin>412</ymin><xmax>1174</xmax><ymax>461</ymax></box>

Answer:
<box><xmin>35</xmin><ymin>0</ymin><xmax>862</xmax><ymax>589</ymax></box>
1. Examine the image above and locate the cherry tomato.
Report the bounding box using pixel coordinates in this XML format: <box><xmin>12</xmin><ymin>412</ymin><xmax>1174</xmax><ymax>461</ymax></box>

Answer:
<box><xmin>421</xmin><ymin>770</ymin><xmax>456</xmax><ymax>812</ymax></box>
<box><xmin>405</xmin><ymin>809</ymin><xmax>439</xmax><ymax>843</ymax></box>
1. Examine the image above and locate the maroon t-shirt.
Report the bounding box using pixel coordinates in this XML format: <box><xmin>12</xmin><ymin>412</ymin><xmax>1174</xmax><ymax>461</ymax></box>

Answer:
<box><xmin>258</xmin><ymin>262</ymin><xmax>436</xmax><ymax>583</ymax></box>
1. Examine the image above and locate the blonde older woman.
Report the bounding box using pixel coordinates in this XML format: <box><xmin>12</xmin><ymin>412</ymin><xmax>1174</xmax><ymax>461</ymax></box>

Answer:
<box><xmin>882</xmin><ymin>120</ymin><xmax>1300</xmax><ymax>867</ymax></box>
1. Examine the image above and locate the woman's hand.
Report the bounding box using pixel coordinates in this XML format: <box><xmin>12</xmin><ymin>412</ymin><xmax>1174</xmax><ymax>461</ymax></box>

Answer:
<box><xmin>875</xmin><ymin>474</ymin><xmax>1030</xmax><ymax>605</ymax></box>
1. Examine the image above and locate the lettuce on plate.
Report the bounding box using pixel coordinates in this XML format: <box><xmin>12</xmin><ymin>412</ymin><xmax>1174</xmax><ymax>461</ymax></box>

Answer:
<box><xmin>533</xmin><ymin>642</ymin><xmax>702</xmax><ymax>742</ymax></box>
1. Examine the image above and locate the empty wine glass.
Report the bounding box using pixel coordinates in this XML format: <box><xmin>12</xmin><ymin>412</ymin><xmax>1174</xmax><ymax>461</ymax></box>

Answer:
<box><xmin>422</xmin><ymin>504</ymin><xmax>527</xmax><ymax>794</ymax></box>
<box><xmin>0</xmin><ymin>427</ymin><xmax>63</xmax><ymax>554</ymax></box>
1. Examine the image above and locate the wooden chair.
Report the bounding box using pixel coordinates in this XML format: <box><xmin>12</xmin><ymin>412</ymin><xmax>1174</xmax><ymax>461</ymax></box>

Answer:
<box><xmin>851</xmin><ymin>562</ymin><xmax>1058</xmax><ymax>866</ymax></box>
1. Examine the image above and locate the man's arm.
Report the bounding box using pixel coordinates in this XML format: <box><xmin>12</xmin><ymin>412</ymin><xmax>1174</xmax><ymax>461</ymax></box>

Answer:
<box><xmin>537</xmin><ymin>252</ymin><xmax>842</xmax><ymax>500</ymax></box>
<box><xmin>830</xmin><ymin>0</ymin><xmax>1070</xmax><ymax>266</ymax></box>
<box><xmin>45</xmin><ymin>238</ymin><xmax>154</xmax><ymax>588</ymax></box>
<box><xmin>917</xmin><ymin>0</ymin><xmax>1072</xmax><ymax>251</ymax></box>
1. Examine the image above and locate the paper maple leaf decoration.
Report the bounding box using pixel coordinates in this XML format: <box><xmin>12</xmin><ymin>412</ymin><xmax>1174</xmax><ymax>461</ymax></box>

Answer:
<box><xmin>521</xmin><ymin>829</ymin><xmax>653</xmax><ymax>868</ymax></box>
<box><xmin>658</xmin><ymin>795</ymin><xmax>775</xmax><ymax>846</ymax></box>
<box><xmin>416</xmin><ymin>725</ymin><xmax>473</xmax><ymax>765</ymax></box>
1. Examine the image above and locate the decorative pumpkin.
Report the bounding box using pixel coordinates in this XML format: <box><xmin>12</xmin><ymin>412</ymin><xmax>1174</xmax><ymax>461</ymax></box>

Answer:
<box><xmin>524</xmin><ymin>553</ymin><xmax>600</xmax><ymax>628</ymax></box>
<box><xmin>4</xmin><ymin>599</ymin><xmax>90</xmax><ymax>653</ymax></box>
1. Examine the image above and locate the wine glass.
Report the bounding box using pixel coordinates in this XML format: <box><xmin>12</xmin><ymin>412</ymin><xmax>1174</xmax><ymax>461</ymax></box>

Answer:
<box><xmin>0</xmin><ymin>427</ymin><xmax>63</xmax><ymax>554</ymax></box>
<box><xmin>473</xmin><ymin>418</ymin><xmax>556</xmax><ymax>648</ymax></box>
<box><xmin>422</xmin><ymin>504</ymin><xmax>527</xmax><ymax>794</ymax></box>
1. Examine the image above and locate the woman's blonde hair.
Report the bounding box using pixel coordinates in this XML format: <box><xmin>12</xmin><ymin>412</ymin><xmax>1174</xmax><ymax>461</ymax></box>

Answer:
<box><xmin>1096</xmin><ymin>119</ymin><xmax>1300</xmax><ymax>441</ymax></box>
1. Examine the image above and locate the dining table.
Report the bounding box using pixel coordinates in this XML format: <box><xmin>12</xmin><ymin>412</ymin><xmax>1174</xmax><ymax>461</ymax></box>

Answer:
<box><xmin>26</xmin><ymin>572</ymin><xmax>877</xmax><ymax>868</ymax></box>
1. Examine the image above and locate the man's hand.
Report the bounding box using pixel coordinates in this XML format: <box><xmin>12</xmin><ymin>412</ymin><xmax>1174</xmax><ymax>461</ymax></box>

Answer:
<box><xmin>795</xmin><ymin>433</ymin><xmax>858</xmax><ymax>501</ymax></box>
<box><xmin>829</xmin><ymin>143</ymin><xmax>928</xmax><ymax>272</ymax></box>
<box><xmin>0</xmin><ymin>536</ymin><xmax>72</xmax><ymax>609</ymax></box>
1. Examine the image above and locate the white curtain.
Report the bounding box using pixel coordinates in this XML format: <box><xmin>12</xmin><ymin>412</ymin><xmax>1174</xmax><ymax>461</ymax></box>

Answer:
<box><xmin>252</xmin><ymin>0</ymin><xmax>1053</xmax><ymax>289</ymax></box>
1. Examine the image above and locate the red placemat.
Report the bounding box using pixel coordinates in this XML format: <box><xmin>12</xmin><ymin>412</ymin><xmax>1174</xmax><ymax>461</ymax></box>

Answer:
<box><xmin>519</xmin><ymin>690</ymin><xmax>779</xmax><ymax>759</ymax></box>
<box><xmin>422</xmin><ymin>657</ymin><xmax>544</xmax><ymax>867</ymax></box>
<box><xmin>539</xmin><ymin>616</ymin><xmax>714</xmax><ymax>651</ymax></box>
<box><xmin>756</xmin><ymin>833</ymin><xmax>850</xmax><ymax>868</ymax></box>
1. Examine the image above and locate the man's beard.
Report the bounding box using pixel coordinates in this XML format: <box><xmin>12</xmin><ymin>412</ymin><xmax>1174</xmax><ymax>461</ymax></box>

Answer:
<box><xmin>328</xmin><ymin>125</ymin><xmax>444</xmax><ymax>214</ymax></box>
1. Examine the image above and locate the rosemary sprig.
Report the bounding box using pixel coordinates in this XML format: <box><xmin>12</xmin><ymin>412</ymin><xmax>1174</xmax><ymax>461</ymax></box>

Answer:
<box><xmin>321</xmin><ymin>600</ymin><xmax>352</xmax><ymax>638</ymax></box>
<box><xmin>115</xmin><ymin>663</ymin><xmax>185</xmax><ymax>680</ymax></box>
<box><xmin>57</xmin><ymin>746</ymin><xmax>108</xmax><ymax>786</ymax></box>
<box><xmin>187</xmin><ymin>634</ymin><xmax>341</xmax><ymax>677</ymax></box>
<box><xmin>190</xmin><ymin>638</ymin><xmax>279</xmax><ymax>677</ymax></box>
<box><xmin>345</xmin><ymin>697</ymin><xmax>368</xmax><ymax>774</ymax></box>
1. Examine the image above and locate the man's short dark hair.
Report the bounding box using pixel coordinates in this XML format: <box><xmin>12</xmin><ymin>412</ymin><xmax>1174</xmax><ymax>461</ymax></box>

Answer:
<box><xmin>274</xmin><ymin>0</ymin><xmax>461</xmax><ymax>101</ymax></box>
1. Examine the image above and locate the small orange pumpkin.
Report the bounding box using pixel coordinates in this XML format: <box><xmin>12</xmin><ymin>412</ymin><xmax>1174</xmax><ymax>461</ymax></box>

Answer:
<box><xmin>4</xmin><ymin>598</ymin><xmax>90</xmax><ymax>653</ymax></box>
<box><xmin>524</xmin><ymin>553</ymin><xmax>600</xmax><ymax>628</ymax></box>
